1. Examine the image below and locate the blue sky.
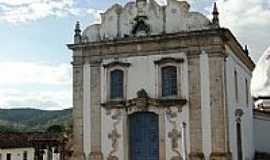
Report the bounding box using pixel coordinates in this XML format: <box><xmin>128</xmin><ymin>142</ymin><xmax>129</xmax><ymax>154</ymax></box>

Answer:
<box><xmin>0</xmin><ymin>0</ymin><xmax>269</xmax><ymax>110</ymax></box>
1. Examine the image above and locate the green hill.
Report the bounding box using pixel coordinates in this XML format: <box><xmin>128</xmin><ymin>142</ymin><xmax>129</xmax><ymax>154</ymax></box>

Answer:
<box><xmin>0</xmin><ymin>108</ymin><xmax>72</xmax><ymax>132</ymax></box>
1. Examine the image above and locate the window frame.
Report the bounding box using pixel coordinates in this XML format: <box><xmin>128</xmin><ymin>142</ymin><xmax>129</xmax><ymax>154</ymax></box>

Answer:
<box><xmin>161</xmin><ymin>65</ymin><xmax>178</xmax><ymax>97</ymax></box>
<box><xmin>110</xmin><ymin>69</ymin><xmax>124</xmax><ymax>100</ymax></box>
<box><xmin>155</xmin><ymin>57</ymin><xmax>183</xmax><ymax>99</ymax></box>
<box><xmin>104</xmin><ymin>61</ymin><xmax>130</xmax><ymax>102</ymax></box>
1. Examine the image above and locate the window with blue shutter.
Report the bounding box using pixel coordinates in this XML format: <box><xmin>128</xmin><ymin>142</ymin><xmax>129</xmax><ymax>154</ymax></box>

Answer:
<box><xmin>161</xmin><ymin>66</ymin><xmax>177</xmax><ymax>97</ymax></box>
<box><xmin>110</xmin><ymin>69</ymin><xmax>124</xmax><ymax>99</ymax></box>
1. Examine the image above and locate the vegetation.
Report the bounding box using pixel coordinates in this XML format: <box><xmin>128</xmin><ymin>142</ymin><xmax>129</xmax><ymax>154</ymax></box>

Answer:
<box><xmin>0</xmin><ymin>108</ymin><xmax>72</xmax><ymax>133</ymax></box>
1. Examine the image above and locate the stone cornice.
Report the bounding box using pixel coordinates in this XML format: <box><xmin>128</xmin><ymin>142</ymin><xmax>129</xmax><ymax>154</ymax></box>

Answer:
<box><xmin>222</xmin><ymin>29</ymin><xmax>255</xmax><ymax>71</ymax></box>
<box><xmin>67</xmin><ymin>28</ymin><xmax>255</xmax><ymax>71</ymax></box>
<box><xmin>67</xmin><ymin>29</ymin><xmax>223</xmax><ymax>50</ymax></box>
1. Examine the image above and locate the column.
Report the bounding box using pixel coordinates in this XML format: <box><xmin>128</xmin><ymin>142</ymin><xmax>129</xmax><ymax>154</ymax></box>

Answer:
<box><xmin>89</xmin><ymin>61</ymin><xmax>103</xmax><ymax>160</ymax></box>
<box><xmin>188</xmin><ymin>55</ymin><xmax>204</xmax><ymax>160</ymax></box>
<box><xmin>209</xmin><ymin>55</ymin><xmax>231</xmax><ymax>160</ymax></box>
<box><xmin>71</xmin><ymin>56</ymin><xmax>85</xmax><ymax>160</ymax></box>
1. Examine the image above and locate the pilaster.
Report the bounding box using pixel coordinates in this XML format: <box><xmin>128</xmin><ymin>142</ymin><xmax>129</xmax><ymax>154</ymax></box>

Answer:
<box><xmin>188</xmin><ymin>55</ymin><xmax>204</xmax><ymax>160</ymax></box>
<box><xmin>71</xmin><ymin>55</ymin><xmax>85</xmax><ymax>160</ymax></box>
<box><xmin>209</xmin><ymin>54</ymin><xmax>231</xmax><ymax>160</ymax></box>
<box><xmin>90</xmin><ymin>61</ymin><xmax>103</xmax><ymax>160</ymax></box>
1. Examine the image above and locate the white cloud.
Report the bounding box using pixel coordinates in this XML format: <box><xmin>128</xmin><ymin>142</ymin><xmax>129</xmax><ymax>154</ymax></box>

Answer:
<box><xmin>0</xmin><ymin>0</ymin><xmax>41</xmax><ymax>6</ymax></box>
<box><xmin>0</xmin><ymin>62</ymin><xmax>71</xmax><ymax>85</ymax></box>
<box><xmin>87</xmin><ymin>8</ymin><xmax>103</xmax><ymax>24</ymax></box>
<box><xmin>216</xmin><ymin>0</ymin><xmax>270</xmax><ymax>62</ymax></box>
<box><xmin>0</xmin><ymin>0</ymin><xmax>104</xmax><ymax>23</ymax></box>
<box><xmin>0</xmin><ymin>0</ymin><xmax>79</xmax><ymax>23</ymax></box>
<box><xmin>251</xmin><ymin>47</ymin><xmax>270</xmax><ymax>97</ymax></box>
<box><xmin>0</xmin><ymin>62</ymin><xmax>72</xmax><ymax>110</ymax></box>
<box><xmin>213</xmin><ymin>0</ymin><xmax>270</xmax><ymax>96</ymax></box>
<box><xmin>0</xmin><ymin>88</ymin><xmax>72</xmax><ymax>110</ymax></box>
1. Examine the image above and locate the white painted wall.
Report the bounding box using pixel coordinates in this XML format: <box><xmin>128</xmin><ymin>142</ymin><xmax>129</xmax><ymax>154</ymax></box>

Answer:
<box><xmin>101</xmin><ymin>53</ymin><xmax>188</xmax><ymax>100</ymax></box>
<box><xmin>165</xmin><ymin>106</ymin><xmax>190</xmax><ymax>160</ymax></box>
<box><xmin>225</xmin><ymin>46</ymin><xmax>254</xmax><ymax>160</ymax></box>
<box><xmin>101</xmin><ymin>108</ymin><xmax>124</xmax><ymax>160</ymax></box>
<box><xmin>98</xmin><ymin>53</ymin><xmax>190</xmax><ymax>160</ymax></box>
<box><xmin>0</xmin><ymin>147</ymin><xmax>60</xmax><ymax>160</ymax></box>
<box><xmin>82</xmin><ymin>0</ymin><xmax>211</xmax><ymax>42</ymax></box>
<box><xmin>0</xmin><ymin>148</ymin><xmax>34</xmax><ymax>160</ymax></box>
<box><xmin>254</xmin><ymin>112</ymin><xmax>270</xmax><ymax>153</ymax></box>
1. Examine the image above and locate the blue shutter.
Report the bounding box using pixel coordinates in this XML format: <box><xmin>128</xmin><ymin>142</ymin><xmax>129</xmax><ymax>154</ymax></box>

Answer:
<box><xmin>162</xmin><ymin>66</ymin><xmax>177</xmax><ymax>97</ymax></box>
<box><xmin>129</xmin><ymin>112</ymin><xmax>159</xmax><ymax>160</ymax></box>
<box><xmin>110</xmin><ymin>70</ymin><xmax>124</xmax><ymax>99</ymax></box>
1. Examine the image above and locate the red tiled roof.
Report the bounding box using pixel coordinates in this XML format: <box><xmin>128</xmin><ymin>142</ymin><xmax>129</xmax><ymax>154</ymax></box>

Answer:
<box><xmin>0</xmin><ymin>132</ymin><xmax>42</xmax><ymax>149</ymax></box>
<box><xmin>0</xmin><ymin>132</ymin><xmax>65</xmax><ymax>149</ymax></box>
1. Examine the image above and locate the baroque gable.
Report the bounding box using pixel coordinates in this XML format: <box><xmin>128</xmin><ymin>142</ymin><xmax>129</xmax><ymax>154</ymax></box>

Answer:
<box><xmin>82</xmin><ymin>0</ymin><xmax>213</xmax><ymax>42</ymax></box>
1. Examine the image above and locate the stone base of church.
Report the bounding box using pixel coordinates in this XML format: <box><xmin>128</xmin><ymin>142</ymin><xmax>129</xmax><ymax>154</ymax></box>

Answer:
<box><xmin>89</xmin><ymin>152</ymin><xmax>103</xmax><ymax>160</ymax></box>
<box><xmin>189</xmin><ymin>152</ymin><xmax>205</xmax><ymax>160</ymax></box>
<box><xmin>210</xmin><ymin>152</ymin><xmax>232</xmax><ymax>160</ymax></box>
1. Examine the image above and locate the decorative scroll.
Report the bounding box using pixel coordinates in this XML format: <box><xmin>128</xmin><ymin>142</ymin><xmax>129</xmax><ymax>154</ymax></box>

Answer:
<box><xmin>107</xmin><ymin>110</ymin><xmax>121</xmax><ymax>160</ymax></box>
<box><xmin>166</xmin><ymin>108</ymin><xmax>183</xmax><ymax>160</ymax></box>
<box><xmin>101</xmin><ymin>89</ymin><xmax>187</xmax><ymax>112</ymax></box>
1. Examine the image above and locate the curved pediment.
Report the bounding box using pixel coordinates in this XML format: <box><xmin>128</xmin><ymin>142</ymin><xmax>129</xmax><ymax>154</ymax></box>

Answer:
<box><xmin>82</xmin><ymin>0</ymin><xmax>214</xmax><ymax>42</ymax></box>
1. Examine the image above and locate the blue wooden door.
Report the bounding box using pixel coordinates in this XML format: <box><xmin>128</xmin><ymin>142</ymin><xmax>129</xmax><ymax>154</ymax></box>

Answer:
<box><xmin>129</xmin><ymin>112</ymin><xmax>159</xmax><ymax>160</ymax></box>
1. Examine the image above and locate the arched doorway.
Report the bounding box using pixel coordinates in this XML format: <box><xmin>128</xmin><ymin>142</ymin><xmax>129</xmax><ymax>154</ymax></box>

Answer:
<box><xmin>128</xmin><ymin>112</ymin><xmax>159</xmax><ymax>160</ymax></box>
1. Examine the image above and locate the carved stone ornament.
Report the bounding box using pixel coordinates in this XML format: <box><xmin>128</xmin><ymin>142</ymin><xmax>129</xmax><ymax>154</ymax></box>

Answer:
<box><xmin>235</xmin><ymin>108</ymin><xmax>244</xmax><ymax>123</ymax></box>
<box><xmin>101</xmin><ymin>89</ymin><xmax>187</xmax><ymax>112</ymax></box>
<box><xmin>107</xmin><ymin>155</ymin><xmax>118</xmax><ymax>160</ymax></box>
<box><xmin>137</xmin><ymin>89</ymin><xmax>149</xmax><ymax>98</ymax></box>
<box><xmin>168</xmin><ymin>128</ymin><xmax>181</xmax><ymax>149</ymax></box>
<box><xmin>166</xmin><ymin>108</ymin><xmax>183</xmax><ymax>160</ymax></box>
<box><xmin>132</xmin><ymin>15</ymin><xmax>150</xmax><ymax>36</ymax></box>
<box><xmin>89</xmin><ymin>152</ymin><xmax>103</xmax><ymax>160</ymax></box>
<box><xmin>171</xmin><ymin>156</ymin><xmax>183</xmax><ymax>160</ymax></box>
<box><xmin>107</xmin><ymin>110</ymin><xmax>121</xmax><ymax>160</ymax></box>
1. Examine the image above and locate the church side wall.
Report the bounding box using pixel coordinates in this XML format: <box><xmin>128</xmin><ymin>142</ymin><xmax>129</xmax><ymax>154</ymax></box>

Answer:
<box><xmin>225</xmin><ymin>46</ymin><xmax>254</xmax><ymax>160</ymax></box>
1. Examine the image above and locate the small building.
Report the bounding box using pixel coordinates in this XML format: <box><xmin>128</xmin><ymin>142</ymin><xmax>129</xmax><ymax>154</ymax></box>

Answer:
<box><xmin>0</xmin><ymin>133</ymin><xmax>35</xmax><ymax>160</ymax></box>
<box><xmin>253</xmin><ymin>97</ymin><xmax>270</xmax><ymax>158</ymax></box>
<box><xmin>254</xmin><ymin>97</ymin><xmax>270</xmax><ymax>111</ymax></box>
<box><xmin>0</xmin><ymin>132</ymin><xmax>67</xmax><ymax>160</ymax></box>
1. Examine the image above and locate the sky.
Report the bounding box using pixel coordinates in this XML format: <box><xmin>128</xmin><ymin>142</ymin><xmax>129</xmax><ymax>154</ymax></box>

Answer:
<box><xmin>0</xmin><ymin>0</ymin><xmax>269</xmax><ymax>110</ymax></box>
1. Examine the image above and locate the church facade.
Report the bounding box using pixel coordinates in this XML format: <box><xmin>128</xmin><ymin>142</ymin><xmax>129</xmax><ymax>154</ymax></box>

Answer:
<box><xmin>68</xmin><ymin>0</ymin><xmax>255</xmax><ymax>160</ymax></box>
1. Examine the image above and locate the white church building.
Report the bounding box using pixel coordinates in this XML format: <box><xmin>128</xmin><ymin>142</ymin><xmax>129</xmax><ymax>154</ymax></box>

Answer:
<box><xmin>68</xmin><ymin>0</ymin><xmax>255</xmax><ymax>160</ymax></box>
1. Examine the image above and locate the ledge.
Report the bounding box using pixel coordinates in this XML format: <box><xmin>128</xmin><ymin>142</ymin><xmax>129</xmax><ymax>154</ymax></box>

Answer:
<box><xmin>101</xmin><ymin>97</ymin><xmax>187</xmax><ymax>110</ymax></box>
